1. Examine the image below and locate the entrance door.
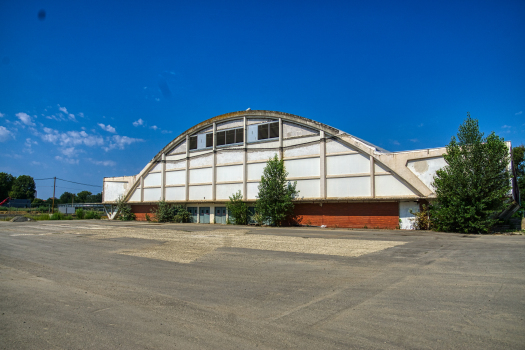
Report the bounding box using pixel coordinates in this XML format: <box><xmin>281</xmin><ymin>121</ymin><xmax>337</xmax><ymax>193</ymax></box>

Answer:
<box><xmin>187</xmin><ymin>207</ymin><xmax>198</xmax><ymax>223</ymax></box>
<box><xmin>215</xmin><ymin>207</ymin><xmax>226</xmax><ymax>224</ymax></box>
<box><xmin>199</xmin><ymin>207</ymin><xmax>210</xmax><ymax>224</ymax></box>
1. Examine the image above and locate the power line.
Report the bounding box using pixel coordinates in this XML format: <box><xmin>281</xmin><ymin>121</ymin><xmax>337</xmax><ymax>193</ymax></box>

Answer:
<box><xmin>56</xmin><ymin>178</ymin><xmax>102</xmax><ymax>188</ymax></box>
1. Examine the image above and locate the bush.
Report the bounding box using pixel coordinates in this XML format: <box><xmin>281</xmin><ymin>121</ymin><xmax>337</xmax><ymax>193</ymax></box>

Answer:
<box><xmin>410</xmin><ymin>204</ymin><xmax>433</xmax><ymax>230</ymax></box>
<box><xmin>151</xmin><ymin>200</ymin><xmax>175</xmax><ymax>222</ymax></box>
<box><xmin>226</xmin><ymin>191</ymin><xmax>249</xmax><ymax>225</ymax></box>
<box><xmin>85</xmin><ymin>210</ymin><xmax>101</xmax><ymax>219</ymax></box>
<box><xmin>116</xmin><ymin>196</ymin><xmax>135</xmax><ymax>221</ymax></box>
<box><xmin>76</xmin><ymin>208</ymin><xmax>85</xmax><ymax>219</ymax></box>
<box><xmin>38</xmin><ymin>205</ymin><xmax>49</xmax><ymax>213</ymax></box>
<box><xmin>251</xmin><ymin>212</ymin><xmax>264</xmax><ymax>226</ymax></box>
<box><xmin>32</xmin><ymin>214</ymin><xmax>50</xmax><ymax>221</ymax></box>
<box><xmin>50</xmin><ymin>212</ymin><xmax>65</xmax><ymax>220</ymax></box>
<box><xmin>173</xmin><ymin>205</ymin><xmax>191</xmax><ymax>223</ymax></box>
<box><xmin>0</xmin><ymin>206</ymin><xmax>7</xmax><ymax>211</ymax></box>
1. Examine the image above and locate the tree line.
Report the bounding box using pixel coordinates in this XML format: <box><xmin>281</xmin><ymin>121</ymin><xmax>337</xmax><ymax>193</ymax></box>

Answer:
<box><xmin>0</xmin><ymin>173</ymin><xmax>102</xmax><ymax>206</ymax></box>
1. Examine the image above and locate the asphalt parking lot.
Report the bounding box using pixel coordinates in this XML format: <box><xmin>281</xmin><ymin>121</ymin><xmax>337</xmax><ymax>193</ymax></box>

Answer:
<box><xmin>1</xmin><ymin>220</ymin><xmax>524</xmax><ymax>349</ymax></box>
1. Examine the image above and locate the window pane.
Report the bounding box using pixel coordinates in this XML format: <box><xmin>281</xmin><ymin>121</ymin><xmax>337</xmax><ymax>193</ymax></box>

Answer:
<box><xmin>217</xmin><ymin>131</ymin><xmax>225</xmax><ymax>146</ymax></box>
<box><xmin>206</xmin><ymin>133</ymin><xmax>213</xmax><ymax>147</ymax></box>
<box><xmin>269</xmin><ymin>122</ymin><xmax>279</xmax><ymax>138</ymax></box>
<box><xmin>226</xmin><ymin>129</ymin><xmax>235</xmax><ymax>144</ymax></box>
<box><xmin>235</xmin><ymin>128</ymin><xmax>243</xmax><ymax>143</ymax></box>
<box><xmin>189</xmin><ymin>136</ymin><xmax>197</xmax><ymax>150</ymax></box>
<box><xmin>258</xmin><ymin>124</ymin><xmax>269</xmax><ymax>140</ymax></box>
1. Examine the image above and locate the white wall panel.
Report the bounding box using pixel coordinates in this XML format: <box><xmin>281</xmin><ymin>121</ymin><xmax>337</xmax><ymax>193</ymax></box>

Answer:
<box><xmin>150</xmin><ymin>163</ymin><xmax>162</xmax><ymax>172</ymax></box>
<box><xmin>283</xmin><ymin>122</ymin><xmax>318</xmax><ymax>138</ymax></box>
<box><xmin>166</xmin><ymin>170</ymin><xmax>186</xmax><ymax>186</ymax></box>
<box><xmin>294</xmin><ymin>179</ymin><xmax>320</xmax><ymax>199</ymax></box>
<box><xmin>190</xmin><ymin>154</ymin><xmax>213</xmax><ymax>168</ymax></box>
<box><xmin>247</xmin><ymin>150</ymin><xmax>278</xmax><ymax>162</ymax></box>
<box><xmin>103</xmin><ymin>182</ymin><xmax>127</xmax><ymax>202</ymax></box>
<box><xmin>217</xmin><ymin>151</ymin><xmax>244</xmax><ymax>165</ymax></box>
<box><xmin>247</xmin><ymin>163</ymin><xmax>266</xmax><ymax>181</ymax></box>
<box><xmin>327</xmin><ymin>154</ymin><xmax>370</xmax><ymax>175</ymax></box>
<box><xmin>375</xmin><ymin>175</ymin><xmax>415</xmax><ymax>196</ymax></box>
<box><xmin>216</xmin><ymin>183</ymin><xmax>243</xmax><ymax>200</ymax></box>
<box><xmin>217</xmin><ymin>165</ymin><xmax>243</xmax><ymax>182</ymax></box>
<box><xmin>284</xmin><ymin>143</ymin><xmax>320</xmax><ymax>158</ymax></box>
<box><xmin>399</xmin><ymin>201</ymin><xmax>419</xmax><ymax>230</ymax></box>
<box><xmin>247</xmin><ymin>182</ymin><xmax>260</xmax><ymax>200</ymax></box>
<box><xmin>217</xmin><ymin>119</ymin><xmax>243</xmax><ymax>130</ymax></box>
<box><xmin>144</xmin><ymin>188</ymin><xmax>162</xmax><ymax>202</ymax></box>
<box><xmin>326</xmin><ymin>140</ymin><xmax>354</xmax><ymax>154</ymax></box>
<box><xmin>247</xmin><ymin>118</ymin><xmax>273</xmax><ymax>125</ymax></box>
<box><xmin>129</xmin><ymin>188</ymin><xmax>141</xmax><ymax>202</ymax></box>
<box><xmin>165</xmin><ymin>186</ymin><xmax>186</xmax><ymax>201</ymax></box>
<box><xmin>189</xmin><ymin>168</ymin><xmax>212</xmax><ymax>184</ymax></box>
<box><xmin>407</xmin><ymin>157</ymin><xmax>447</xmax><ymax>191</ymax></box>
<box><xmin>189</xmin><ymin>185</ymin><xmax>212</xmax><ymax>200</ymax></box>
<box><xmin>166</xmin><ymin>160</ymin><xmax>186</xmax><ymax>170</ymax></box>
<box><xmin>144</xmin><ymin>173</ymin><xmax>161</xmax><ymax>187</ymax></box>
<box><xmin>374</xmin><ymin>162</ymin><xmax>390</xmax><ymax>173</ymax></box>
<box><xmin>327</xmin><ymin>177</ymin><xmax>371</xmax><ymax>198</ymax></box>
<box><xmin>169</xmin><ymin>140</ymin><xmax>186</xmax><ymax>155</ymax></box>
<box><xmin>285</xmin><ymin>158</ymin><xmax>320</xmax><ymax>178</ymax></box>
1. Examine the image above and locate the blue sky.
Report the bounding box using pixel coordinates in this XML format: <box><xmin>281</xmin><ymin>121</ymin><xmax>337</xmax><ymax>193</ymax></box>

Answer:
<box><xmin>1</xmin><ymin>0</ymin><xmax>524</xmax><ymax>199</ymax></box>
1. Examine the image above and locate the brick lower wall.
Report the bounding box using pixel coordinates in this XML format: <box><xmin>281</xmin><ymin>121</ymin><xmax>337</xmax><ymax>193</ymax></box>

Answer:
<box><xmin>131</xmin><ymin>204</ymin><xmax>156</xmax><ymax>221</ymax></box>
<box><xmin>290</xmin><ymin>202</ymin><xmax>399</xmax><ymax>229</ymax></box>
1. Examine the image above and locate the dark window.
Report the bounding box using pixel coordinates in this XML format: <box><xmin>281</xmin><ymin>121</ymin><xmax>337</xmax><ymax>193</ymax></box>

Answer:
<box><xmin>226</xmin><ymin>129</ymin><xmax>235</xmax><ymax>144</ymax></box>
<box><xmin>269</xmin><ymin>122</ymin><xmax>279</xmax><ymax>138</ymax></box>
<box><xmin>258</xmin><ymin>124</ymin><xmax>269</xmax><ymax>140</ymax></box>
<box><xmin>235</xmin><ymin>128</ymin><xmax>243</xmax><ymax>143</ymax></box>
<box><xmin>216</xmin><ymin>131</ymin><xmax>225</xmax><ymax>146</ymax></box>
<box><xmin>206</xmin><ymin>133</ymin><xmax>213</xmax><ymax>148</ymax></box>
<box><xmin>189</xmin><ymin>136</ymin><xmax>198</xmax><ymax>150</ymax></box>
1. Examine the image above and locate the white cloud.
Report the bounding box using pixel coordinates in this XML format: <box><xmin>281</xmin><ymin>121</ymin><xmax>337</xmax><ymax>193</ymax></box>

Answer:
<box><xmin>98</xmin><ymin>123</ymin><xmax>116</xmax><ymax>133</ymax></box>
<box><xmin>103</xmin><ymin>135</ymin><xmax>144</xmax><ymax>151</ymax></box>
<box><xmin>68</xmin><ymin>113</ymin><xmax>77</xmax><ymax>121</ymax></box>
<box><xmin>516</xmin><ymin>111</ymin><xmax>523</xmax><ymax>116</ymax></box>
<box><xmin>161</xmin><ymin>130</ymin><xmax>172</xmax><ymax>134</ymax></box>
<box><xmin>78</xmin><ymin>112</ymin><xmax>84</xmax><ymax>118</ymax></box>
<box><xmin>61</xmin><ymin>147</ymin><xmax>77</xmax><ymax>157</ymax></box>
<box><xmin>409</xmin><ymin>139</ymin><xmax>418</xmax><ymax>142</ymax></box>
<box><xmin>133</xmin><ymin>118</ymin><xmax>144</xmax><ymax>127</ymax></box>
<box><xmin>502</xmin><ymin>125</ymin><xmax>512</xmax><ymax>129</ymax></box>
<box><xmin>58</xmin><ymin>105</ymin><xmax>68</xmax><ymax>114</ymax></box>
<box><xmin>31</xmin><ymin>161</ymin><xmax>41</xmax><ymax>166</ymax></box>
<box><xmin>55</xmin><ymin>156</ymin><xmax>79</xmax><ymax>164</ymax></box>
<box><xmin>0</xmin><ymin>112</ymin><xmax>5</xmax><ymax>118</ymax></box>
<box><xmin>40</xmin><ymin>127</ymin><xmax>104</xmax><ymax>147</ymax></box>
<box><xmin>16</xmin><ymin>112</ymin><xmax>35</xmax><ymax>126</ymax></box>
<box><xmin>391</xmin><ymin>140</ymin><xmax>400</xmax><ymax>145</ymax></box>
<box><xmin>88</xmin><ymin>158</ymin><xmax>116</xmax><ymax>167</ymax></box>
<box><xmin>0</xmin><ymin>126</ymin><xmax>13</xmax><ymax>142</ymax></box>
<box><xmin>24</xmin><ymin>138</ymin><xmax>37</xmax><ymax>153</ymax></box>
<box><xmin>150</xmin><ymin>125</ymin><xmax>158</xmax><ymax>130</ymax></box>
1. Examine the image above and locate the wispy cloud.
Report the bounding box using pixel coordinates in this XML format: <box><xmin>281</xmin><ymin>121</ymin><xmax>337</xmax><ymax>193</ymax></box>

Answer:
<box><xmin>133</xmin><ymin>118</ymin><xmax>144</xmax><ymax>127</ymax></box>
<box><xmin>103</xmin><ymin>135</ymin><xmax>144</xmax><ymax>151</ymax></box>
<box><xmin>391</xmin><ymin>140</ymin><xmax>400</xmax><ymax>145</ymax></box>
<box><xmin>61</xmin><ymin>147</ymin><xmax>77</xmax><ymax>157</ymax></box>
<box><xmin>55</xmin><ymin>156</ymin><xmax>79</xmax><ymax>164</ymax></box>
<box><xmin>516</xmin><ymin>111</ymin><xmax>523</xmax><ymax>116</ymax></box>
<box><xmin>41</xmin><ymin>128</ymin><xmax>104</xmax><ymax>147</ymax></box>
<box><xmin>0</xmin><ymin>112</ymin><xmax>5</xmax><ymax>118</ymax></box>
<box><xmin>502</xmin><ymin>125</ymin><xmax>512</xmax><ymax>129</ymax></box>
<box><xmin>161</xmin><ymin>130</ymin><xmax>172</xmax><ymax>134</ymax></box>
<box><xmin>98</xmin><ymin>123</ymin><xmax>116</xmax><ymax>133</ymax></box>
<box><xmin>16</xmin><ymin>112</ymin><xmax>35</xmax><ymax>126</ymax></box>
<box><xmin>150</xmin><ymin>125</ymin><xmax>158</xmax><ymax>130</ymax></box>
<box><xmin>24</xmin><ymin>138</ymin><xmax>37</xmax><ymax>153</ymax></box>
<box><xmin>88</xmin><ymin>158</ymin><xmax>116</xmax><ymax>167</ymax></box>
<box><xmin>58</xmin><ymin>105</ymin><xmax>68</xmax><ymax>114</ymax></box>
<box><xmin>409</xmin><ymin>138</ymin><xmax>418</xmax><ymax>142</ymax></box>
<box><xmin>0</xmin><ymin>126</ymin><xmax>13</xmax><ymax>142</ymax></box>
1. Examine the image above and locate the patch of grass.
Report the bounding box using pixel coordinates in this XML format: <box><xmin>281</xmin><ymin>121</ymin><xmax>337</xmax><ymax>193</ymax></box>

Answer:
<box><xmin>31</xmin><ymin>214</ymin><xmax>51</xmax><ymax>221</ymax></box>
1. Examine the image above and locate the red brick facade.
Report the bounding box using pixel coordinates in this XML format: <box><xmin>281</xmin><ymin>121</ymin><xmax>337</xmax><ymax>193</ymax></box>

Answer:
<box><xmin>290</xmin><ymin>202</ymin><xmax>399</xmax><ymax>229</ymax></box>
<box><xmin>131</xmin><ymin>204</ymin><xmax>156</xmax><ymax>221</ymax></box>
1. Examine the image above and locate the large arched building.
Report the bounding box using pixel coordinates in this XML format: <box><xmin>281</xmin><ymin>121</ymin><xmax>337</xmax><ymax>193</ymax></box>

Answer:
<box><xmin>102</xmin><ymin>110</ymin><xmax>494</xmax><ymax>229</ymax></box>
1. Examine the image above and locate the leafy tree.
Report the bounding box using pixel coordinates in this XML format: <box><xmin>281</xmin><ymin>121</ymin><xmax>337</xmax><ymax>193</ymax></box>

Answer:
<box><xmin>59</xmin><ymin>191</ymin><xmax>75</xmax><ymax>204</ymax></box>
<box><xmin>86</xmin><ymin>192</ymin><xmax>103</xmax><ymax>203</ymax></box>
<box><xmin>255</xmin><ymin>155</ymin><xmax>299</xmax><ymax>226</ymax></box>
<box><xmin>432</xmin><ymin>114</ymin><xmax>511</xmax><ymax>233</ymax></box>
<box><xmin>75</xmin><ymin>190</ymin><xmax>92</xmax><ymax>203</ymax></box>
<box><xmin>226</xmin><ymin>190</ymin><xmax>249</xmax><ymax>225</ymax></box>
<box><xmin>0</xmin><ymin>172</ymin><xmax>15</xmax><ymax>199</ymax></box>
<box><xmin>9</xmin><ymin>175</ymin><xmax>36</xmax><ymax>200</ymax></box>
<box><xmin>46</xmin><ymin>197</ymin><xmax>58</xmax><ymax>207</ymax></box>
<box><xmin>512</xmin><ymin>145</ymin><xmax>525</xmax><ymax>203</ymax></box>
<box><xmin>32</xmin><ymin>198</ymin><xmax>45</xmax><ymax>205</ymax></box>
<box><xmin>115</xmin><ymin>195</ymin><xmax>135</xmax><ymax>221</ymax></box>
<box><xmin>151</xmin><ymin>200</ymin><xmax>175</xmax><ymax>222</ymax></box>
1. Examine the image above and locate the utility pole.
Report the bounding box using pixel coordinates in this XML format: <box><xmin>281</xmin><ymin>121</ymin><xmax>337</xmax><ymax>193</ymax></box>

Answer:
<box><xmin>52</xmin><ymin>177</ymin><xmax>56</xmax><ymax>214</ymax></box>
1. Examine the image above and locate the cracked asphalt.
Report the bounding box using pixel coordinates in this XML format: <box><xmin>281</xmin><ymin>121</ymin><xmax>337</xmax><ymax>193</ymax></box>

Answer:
<box><xmin>1</xmin><ymin>220</ymin><xmax>524</xmax><ymax>349</ymax></box>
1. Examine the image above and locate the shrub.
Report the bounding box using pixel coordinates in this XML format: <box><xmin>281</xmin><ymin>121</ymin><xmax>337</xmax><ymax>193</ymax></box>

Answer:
<box><xmin>0</xmin><ymin>206</ymin><xmax>8</xmax><ymax>212</ymax></box>
<box><xmin>76</xmin><ymin>208</ymin><xmax>85</xmax><ymax>219</ymax></box>
<box><xmin>38</xmin><ymin>205</ymin><xmax>49</xmax><ymax>213</ymax></box>
<box><xmin>226</xmin><ymin>191</ymin><xmax>248</xmax><ymax>225</ymax></box>
<box><xmin>151</xmin><ymin>200</ymin><xmax>175</xmax><ymax>223</ymax></box>
<box><xmin>173</xmin><ymin>205</ymin><xmax>191</xmax><ymax>223</ymax></box>
<box><xmin>116</xmin><ymin>196</ymin><xmax>135</xmax><ymax>221</ymax></box>
<box><xmin>251</xmin><ymin>212</ymin><xmax>264</xmax><ymax>226</ymax></box>
<box><xmin>85</xmin><ymin>210</ymin><xmax>101</xmax><ymax>219</ymax></box>
<box><xmin>50</xmin><ymin>212</ymin><xmax>65</xmax><ymax>220</ymax></box>
<box><xmin>410</xmin><ymin>204</ymin><xmax>433</xmax><ymax>230</ymax></box>
<box><xmin>32</xmin><ymin>214</ymin><xmax>50</xmax><ymax>221</ymax></box>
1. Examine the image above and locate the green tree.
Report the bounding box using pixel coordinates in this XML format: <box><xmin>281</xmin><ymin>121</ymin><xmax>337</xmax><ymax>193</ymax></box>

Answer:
<box><xmin>86</xmin><ymin>192</ymin><xmax>102</xmax><ymax>203</ymax></box>
<box><xmin>512</xmin><ymin>145</ymin><xmax>525</xmax><ymax>203</ymax></box>
<box><xmin>226</xmin><ymin>190</ymin><xmax>249</xmax><ymax>225</ymax></box>
<box><xmin>255</xmin><ymin>155</ymin><xmax>299</xmax><ymax>226</ymax></box>
<box><xmin>432</xmin><ymin>114</ymin><xmax>511</xmax><ymax>233</ymax></box>
<box><xmin>32</xmin><ymin>198</ymin><xmax>45</xmax><ymax>205</ymax></box>
<box><xmin>59</xmin><ymin>191</ymin><xmax>75</xmax><ymax>204</ymax></box>
<box><xmin>75</xmin><ymin>190</ymin><xmax>92</xmax><ymax>203</ymax></box>
<box><xmin>0</xmin><ymin>172</ymin><xmax>15</xmax><ymax>199</ymax></box>
<box><xmin>9</xmin><ymin>175</ymin><xmax>36</xmax><ymax>200</ymax></box>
